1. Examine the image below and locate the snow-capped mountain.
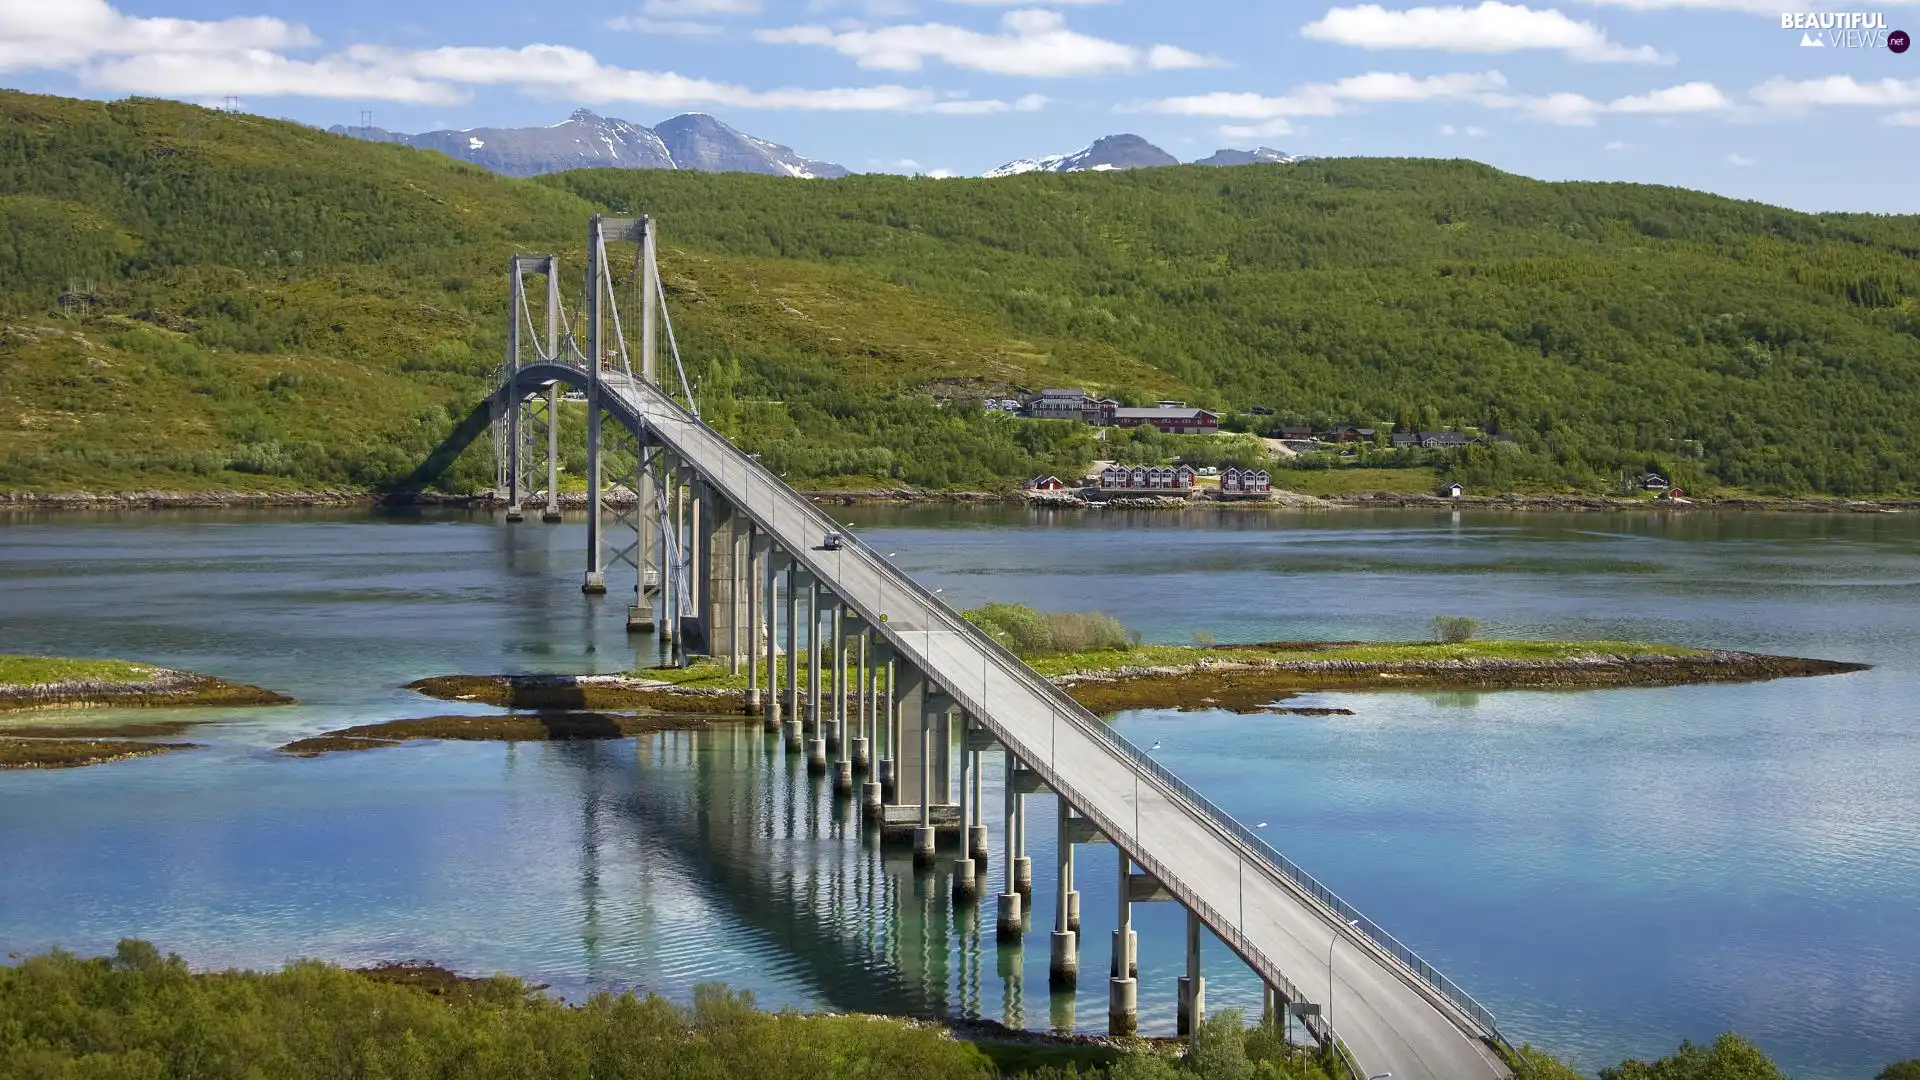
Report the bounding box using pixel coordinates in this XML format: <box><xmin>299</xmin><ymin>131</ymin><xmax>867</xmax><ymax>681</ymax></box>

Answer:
<box><xmin>986</xmin><ymin>135</ymin><xmax>1313</xmax><ymax>178</ymax></box>
<box><xmin>984</xmin><ymin>134</ymin><xmax>1180</xmax><ymax>178</ymax></box>
<box><xmin>329</xmin><ymin>110</ymin><xmax>845</xmax><ymax>180</ymax></box>
<box><xmin>1194</xmin><ymin>146</ymin><xmax>1311</xmax><ymax>166</ymax></box>
<box><xmin>653</xmin><ymin>114</ymin><xmax>847</xmax><ymax>180</ymax></box>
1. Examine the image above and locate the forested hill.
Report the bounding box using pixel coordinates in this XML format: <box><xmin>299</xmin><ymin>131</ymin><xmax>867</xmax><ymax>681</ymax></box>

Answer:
<box><xmin>4</xmin><ymin>89</ymin><xmax>1919</xmax><ymax>496</ymax></box>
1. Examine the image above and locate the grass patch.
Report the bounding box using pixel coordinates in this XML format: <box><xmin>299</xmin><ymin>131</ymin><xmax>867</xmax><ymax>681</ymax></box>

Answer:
<box><xmin>1026</xmin><ymin>639</ymin><xmax>1706</xmax><ymax>677</ymax></box>
<box><xmin>0</xmin><ymin>654</ymin><xmax>161</xmax><ymax>687</ymax></box>
<box><xmin>1268</xmin><ymin>468</ymin><xmax>1441</xmax><ymax>496</ymax></box>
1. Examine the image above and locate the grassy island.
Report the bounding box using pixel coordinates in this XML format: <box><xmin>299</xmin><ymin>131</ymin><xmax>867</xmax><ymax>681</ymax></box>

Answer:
<box><xmin>0</xmin><ymin>941</ymin><xmax>1836</xmax><ymax>1080</ymax></box>
<box><xmin>0</xmin><ymin>654</ymin><xmax>290</xmax><ymax>769</ymax></box>
<box><xmin>0</xmin><ymin>654</ymin><xmax>292</xmax><ymax>713</ymax></box>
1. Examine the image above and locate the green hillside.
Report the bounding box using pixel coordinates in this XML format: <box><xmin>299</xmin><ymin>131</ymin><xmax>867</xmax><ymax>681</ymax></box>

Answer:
<box><xmin>4</xmin><ymin>89</ymin><xmax>1920</xmax><ymax>496</ymax></box>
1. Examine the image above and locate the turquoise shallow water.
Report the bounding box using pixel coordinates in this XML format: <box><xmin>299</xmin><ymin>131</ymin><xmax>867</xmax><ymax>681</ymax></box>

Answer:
<box><xmin>1</xmin><ymin>507</ymin><xmax>1915</xmax><ymax>1077</ymax></box>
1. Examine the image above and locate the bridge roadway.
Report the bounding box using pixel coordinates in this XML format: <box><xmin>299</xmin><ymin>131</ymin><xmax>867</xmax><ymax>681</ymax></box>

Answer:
<box><xmin>512</xmin><ymin>362</ymin><xmax>1512</xmax><ymax>1080</ymax></box>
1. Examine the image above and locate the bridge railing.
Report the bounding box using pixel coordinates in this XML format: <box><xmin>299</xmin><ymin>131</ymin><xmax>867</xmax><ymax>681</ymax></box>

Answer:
<box><xmin>605</xmin><ymin>371</ymin><xmax>1504</xmax><ymax>1063</ymax></box>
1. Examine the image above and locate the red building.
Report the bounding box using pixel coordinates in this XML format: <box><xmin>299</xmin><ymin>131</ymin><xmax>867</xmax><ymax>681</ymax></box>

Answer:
<box><xmin>1112</xmin><ymin>407</ymin><xmax>1220</xmax><ymax>435</ymax></box>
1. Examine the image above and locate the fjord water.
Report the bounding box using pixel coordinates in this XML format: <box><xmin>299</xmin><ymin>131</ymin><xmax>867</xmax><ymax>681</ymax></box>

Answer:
<box><xmin>0</xmin><ymin>507</ymin><xmax>1915</xmax><ymax>1078</ymax></box>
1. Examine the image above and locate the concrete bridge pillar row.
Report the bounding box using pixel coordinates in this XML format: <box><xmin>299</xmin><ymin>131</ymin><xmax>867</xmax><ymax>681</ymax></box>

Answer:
<box><xmin>1177</xmin><ymin>908</ymin><xmax>1206</xmax><ymax>1040</ymax></box>
<box><xmin>1050</xmin><ymin>794</ymin><xmax>1079</xmax><ymax>990</ymax></box>
<box><xmin>1110</xmin><ymin>851</ymin><xmax>1139</xmax><ymax>1036</ymax></box>
<box><xmin>951</xmin><ymin>714</ymin><xmax>977</xmax><ymax>904</ymax></box>
<box><xmin>997</xmin><ymin>749</ymin><xmax>1024</xmax><ymax>941</ymax></box>
<box><xmin>540</xmin><ymin>382</ymin><xmax>563</xmax><ymax>523</ymax></box>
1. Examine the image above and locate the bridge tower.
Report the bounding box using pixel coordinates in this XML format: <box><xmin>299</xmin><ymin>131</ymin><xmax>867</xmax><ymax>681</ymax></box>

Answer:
<box><xmin>494</xmin><ymin>254</ymin><xmax>563</xmax><ymax>523</ymax></box>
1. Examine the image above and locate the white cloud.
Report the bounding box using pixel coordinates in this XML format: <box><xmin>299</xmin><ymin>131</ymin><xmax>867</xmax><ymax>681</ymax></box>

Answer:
<box><xmin>3</xmin><ymin>0</ymin><xmax>1048</xmax><ymax>114</ymax></box>
<box><xmin>1301</xmin><ymin>2</ymin><xmax>1672</xmax><ymax>63</ymax></box>
<box><xmin>755</xmin><ymin>9</ymin><xmax>1222</xmax><ymax>77</ymax></box>
<box><xmin>644</xmin><ymin>0</ymin><xmax>760</xmax><ymax>13</ymax></box>
<box><xmin>1608</xmin><ymin>80</ymin><xmax>1731</xmax><ymax>113</ymax></box>
<box><xmin>923</xmin><ymin>168</ymin><xmax>957</xmax><ymax>178</ymax></box>
<box><xmin>87</xmin><ymin>50</ymin><xmax>460</xmax><ymax>102</ymax></box>
<box><xmin>1750</xmin><ymin>75</ymin><xmax>1920</xmax><ymax>111</ymax></box>
<box><xmin>1725</xmin><ymin>152</ymin><xmax>1754</xmax><ymax>166</ymax></box>
<box><xmin>606</xmin><ymin>17</ymin><xmax>727</xmax><ymax>34</ymax></box>
<box><xmin>1148</xmin><ymin>70</ymin><xmax>1508</xmax><ymax>120</ymax></box>
<box><xmin>1886</xmin><ymin>110</ymin><xmax>1920</xmax><ymax>125</ymax></box>
<box><xmin>1497</xmin><ymin>80</ymin><xmax>1732</xmax><ymax>124</ymax></box>
<box><xmin>1604</xmin><ymin>138</ymin><xmax>1629</xmax><ymax>149</ymax></box>
<box><xmin>0</xmin><ymin>0</ymin><xmax>312</xmax><ymax>73</ymax></box>
<box><xmin>1438</xmin><ymin>122</ymin><xmax>1457</xmax><ymax>133</ymax></box>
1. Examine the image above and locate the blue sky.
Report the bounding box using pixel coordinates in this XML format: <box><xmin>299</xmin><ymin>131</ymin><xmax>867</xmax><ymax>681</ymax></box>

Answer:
<box><xmin>5</xmin><ymin>0</ymin><xmax>1920</xmax><ymax>210</ymax></box>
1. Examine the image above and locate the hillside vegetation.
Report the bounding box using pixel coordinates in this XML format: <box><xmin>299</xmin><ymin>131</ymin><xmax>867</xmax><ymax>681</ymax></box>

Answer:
<box><xmin>5</xmin><ymin>90</ymin><xmax>1920</xmax><ymax>496</ymax></box>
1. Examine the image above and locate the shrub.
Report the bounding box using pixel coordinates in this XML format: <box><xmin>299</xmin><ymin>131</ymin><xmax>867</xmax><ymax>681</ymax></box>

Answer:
<box><xmin>962</xmin><ymin>603</ymin><xmax>1131</xmax><ymax>658</ymax></box>
<box><xmin>1880</xmin><ymin>1061</ymin><xmax>1920</xmax><ymax>1080</ymax></box>
<box><xmin>1431</xmin><ymin>614</ymin><xmax>1480</xmax><ymax>644</ymax></box>
<box><xmin>1192</xmin><ymin>629</ymin><xmax>1216</xmax><ymax>648</ymax></box>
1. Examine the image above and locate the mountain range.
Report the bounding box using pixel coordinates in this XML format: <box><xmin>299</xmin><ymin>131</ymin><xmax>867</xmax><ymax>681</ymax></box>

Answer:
<box><xmin>331</xmin><ymin>112</ymin><xmax>1307</xmax><ymax>180</ymax></box>
<box><xmin>330</xmin><ymin>110</ymin><xmax>848</xmax><ymax>180</ymax></box>
<box><xmin>985</xmin><ymin>134</ymin><xmax>1310</xmax><ymax>177</ymax></box>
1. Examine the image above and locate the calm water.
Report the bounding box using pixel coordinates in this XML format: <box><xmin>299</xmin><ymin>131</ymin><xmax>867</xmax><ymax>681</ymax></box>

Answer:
<box><xmin>1</xmin><ymin>507</ymin><xmax>1916</xmax><ymax>1077</ymax></box>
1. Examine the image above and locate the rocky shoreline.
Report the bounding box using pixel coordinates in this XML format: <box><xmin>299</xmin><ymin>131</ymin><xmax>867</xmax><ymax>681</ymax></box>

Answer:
<box><xmin>1056</xmin><ymin>649</ymin><xmax>1866</xmax><ymax>713</ymax></box>
<box><xmin>0</xmin><ymin>669</ymin><xmax>293</xmax><ymax>712</ymax></box>
<box><xmin>6</xmin><ymin>486</ymin><xmax>1915</xmax><ymax>514</ymax></box>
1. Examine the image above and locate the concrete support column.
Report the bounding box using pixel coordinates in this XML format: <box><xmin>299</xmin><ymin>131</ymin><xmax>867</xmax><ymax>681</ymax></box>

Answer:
<box><xmin>951</xmin><ymin>714</ymin><xmax>977</xmax><ymax>904</ymax></box>
<box><xmin>969</xmin><ymin>746</ymin><xmax>989</xmax><ymax>862</ymax></box>
<box><xmin>806</xmin><ymin>580</ymin><xmax>826</xmax><ymax>772</ymax></box>
<box><xmin>1050</xmin><ymin>795</ymin><xmax>1078</xmax><ymax>989</ymax></box>
<box><xmin>539</xmin><ymin>382</ymin><xmax>562</xmax><ymax>522</ymax></box>
<box><xmin>851</xmin><ymin>630</ymin><xmax>871</xmax><ymax>770</ymax></box>
<box><xmin>1012</xmin><ymin>782</ymin><xmax>1032</xmax><ymax>895</ymax></box>
<box><xmin>504</xmin><ymin>274</ymin><xmax>523</xmax><ymax>519</ymax></box>
<box><xmin>744</xmin><ymin>531</ymin><xmax>761</xmax><ymax>707</ymax></box>
<box><xmin>878</xmin><ymin>655</ymin><xmax>897</xmax><ymax>794</ymax></box>
<box><xmin>1262</xmin><ymin>984</ymin><xmax>1279</xmax><ymax>1030</ymax></box>
<box><xmin>657</xmin><ymin>461</ymin><xmax>674</xmax><ymax>645</ymax></box>
<box><xmin>628</xmin><ymin>448</ymin><xmax>655</xmax><ymax>632</ymax></box>
<box><xmin>783</xmin><ymin>568</ymin><xmax>801</xmax><ymax>750</ymax></box>
<box><xmin>997</xmin><ymin>749</ymin><xmax>1024</xmax><ymax>941</ymax></box>
<box><xmin>1109</xmin><ymin>850</ymin><xmax>1138</xmax><ymax>1036</ymax></box>
<box><xmin>1178</xmin><ymin>909</ymin><xmax>1206</xmax><ymax>1041</ymax></box>
<box><xmin>860</xmin><ymin>641</ymin><xmax>885</xmax><ymax>819</ymax></box>
<box><xmin>581</xmin><ymin>408</ymin><xmax>606</xmax><ymax>594</ymax></box>
<box><xmin>912</xmin><ymin>696</ymin><xmax>937</xmax><ymax>866</ymax></box>
<box><xmin>829</xmin><ymin>603</ymin><xmax>846</xmax><ymax>751</ymax></box>
<box><xmin>763</xmin><ymin>549</ymin><xmax>780</xmax><ymax>731</ymax></box>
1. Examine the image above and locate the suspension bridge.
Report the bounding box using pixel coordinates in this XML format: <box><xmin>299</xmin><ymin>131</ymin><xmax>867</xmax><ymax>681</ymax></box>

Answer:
<box><xmin>483</xmin><ymin>215</ymin><xmax>1516</xmax><ymax>1080</ymax></box>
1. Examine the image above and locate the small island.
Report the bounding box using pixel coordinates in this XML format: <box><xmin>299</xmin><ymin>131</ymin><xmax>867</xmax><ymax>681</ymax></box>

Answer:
<box><xmin>403</xmin><ymin>606</ymin><xmax>1866</xmax><ymax>723</ymax></box>
<box><xmin>0</xmin><ymin>654</ymin><xmax>291</xmax><ymax>769</ymax></box>
<box><xmin>280</xmin><ymin>712</ymin><xmax>714</xmax><ymax>757</ymax></box>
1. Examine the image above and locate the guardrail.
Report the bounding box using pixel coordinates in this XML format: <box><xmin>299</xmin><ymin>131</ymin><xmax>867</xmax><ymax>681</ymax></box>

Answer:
<box><xmin>593</xmin><ymin>371</ymin><xmax>1504</xmax><ymax>1071</ymax></box>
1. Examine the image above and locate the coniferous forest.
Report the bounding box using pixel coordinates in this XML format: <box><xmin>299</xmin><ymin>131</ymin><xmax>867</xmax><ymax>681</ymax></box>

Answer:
<box><xmin>5</xmin><ymin>89</ymin><xmax>1920</xmax><ymax>496</ymax></box>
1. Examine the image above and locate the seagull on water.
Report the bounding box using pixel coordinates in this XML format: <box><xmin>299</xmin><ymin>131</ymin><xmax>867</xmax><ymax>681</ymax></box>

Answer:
<box><xmin>1256</xmin><ymin>822</ymin><xmax>1269</xmax><ymax>829</ymax></box>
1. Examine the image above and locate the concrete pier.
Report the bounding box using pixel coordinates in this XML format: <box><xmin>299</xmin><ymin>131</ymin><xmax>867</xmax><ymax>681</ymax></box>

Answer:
<box><xmin>1050</xmin><ymin>930</ymin><xmax>1078</xmax><ymax>989</ymax></box>
<box><xmin>834</xmin><ymin>758</ymin><xmax>854</xmax><ymax>795</ymax></box>
<box><xmin>996</xmin><ymin>890</ymin><xmax>1023</xmax><ymax>940</ymax></box>
<box><xmin>1108</xmin><ymin>974</ymin><xmax>1138</xmax><ymax>1036</ymax></box>
<box><xmin>851</xmin><ymin>736</ymin><xmax>870</xmax><ymax>769</ymax></box>
<box><xmin>1180</xmin><ymin>909</ymin><xmax>1206</xmax><ymax>1041</ymax></box>
<box><xmin>808</xmin><ymin>736</ymin><xmax>828</xmax><ymax>773</ymax></box>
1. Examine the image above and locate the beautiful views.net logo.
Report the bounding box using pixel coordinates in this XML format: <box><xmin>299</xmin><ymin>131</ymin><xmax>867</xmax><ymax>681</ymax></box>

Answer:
<box><xmin>1782</xmin><ymin>11</ymin><xmax>1911</xmax><ymax>51</ymax></box>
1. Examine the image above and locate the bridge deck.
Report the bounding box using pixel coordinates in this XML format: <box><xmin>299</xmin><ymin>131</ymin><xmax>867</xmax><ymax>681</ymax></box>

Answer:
<box><xmin>519</xmin><ymin>364</ymin><xmax>1510</xmax><ymax>1080</ymax></box>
